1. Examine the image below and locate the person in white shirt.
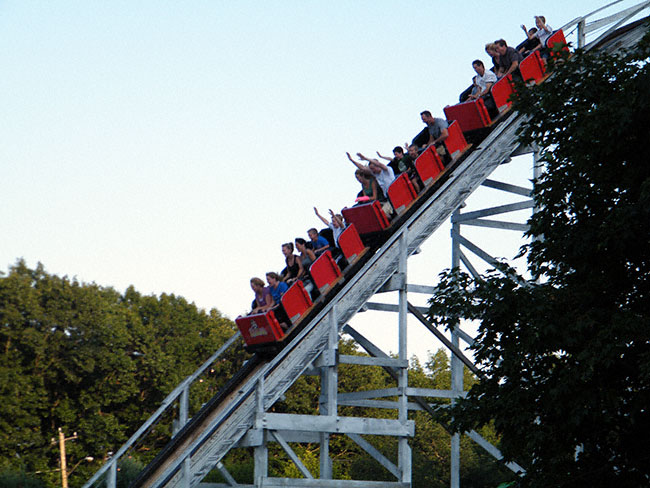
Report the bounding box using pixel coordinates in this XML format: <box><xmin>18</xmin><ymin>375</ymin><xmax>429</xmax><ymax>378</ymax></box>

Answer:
<box><xmin>468</xmin><ymin>59</ymin><xmax>498</xmax><ymax>118</ymax></box>
<box><xmin>468</xmin><ymin>60</ymin><xmax>497</xmax><ymax>100</ymax></box>
<box><xmin>521</xmin><ymin>15</ymin><xmax>553</xmax><ymax>54</ymax></box>
<box><xmin>314</xmin><ymin>207</ymin><xmax>345</xmax><ymax>245</ymax></box>
<box><xmin>347</xmin><ymin>151</ymin><xmax>396</xmax><ymax>216</ymax></box>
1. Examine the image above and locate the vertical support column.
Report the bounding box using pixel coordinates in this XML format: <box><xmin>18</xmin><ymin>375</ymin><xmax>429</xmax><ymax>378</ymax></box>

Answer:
<box><xmin>533</xmin><ymin>146</ymin><xmax>543</xmax><ymax>238</ymax></box>
<box><xmin>319</xmin><ymin>305</ymin><xmax>338</xmax><ymax>479</ymax></box>
<box><xmin>577</xmin><ymin>19</ymin><xmax>586</xmax><ymax>49</ymax></box>
<box><xmin>398</xmin><ymin>232</ymin><xmax>411</xmax><ymax>482</ymax></box>
<box><xmin>533</xmin><ymin>145</ymin><xmax>542</xmax><ymax>185</ymax></box>
<box><xmin>179</xmin><ymin>385</ymin><xmax>189</xmax><ymax>427</ymax></box>
<box><xmin>532</xmin><ymin>146</ymin><xmax>543</xmax><ymax>284</ymax></box>
<box><xmin>450</xmin><ymin>209</ymin><xmax>463</xmax><ymax>488</ymax></box>
<box><xmin>254</xmin><ymin>377</ymin><xmax>268</xmax><ymax>487</ymax></box>
<box><xmin>179</xmin><ymin>385</ymin><xmax>191</xmax><ymax>488</ymax></box>
<box><xmin>107</xmin><ymin>461</ymin><xmax>117</xmax><ymax>488</ymax></box>
<box><xmin>181</xmin><ymin>456</ymin><xmax>191</xmax><ymax>488</ymax></box>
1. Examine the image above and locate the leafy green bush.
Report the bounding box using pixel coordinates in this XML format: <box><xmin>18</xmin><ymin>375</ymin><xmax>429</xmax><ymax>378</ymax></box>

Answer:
<box><xmin>116</xmin><ymin>457</ymin><xmax>144</xmax><ymax>488</ymax></box>
<box><xmin>0</xmin><ymin>470</ymin><xmax>46</xmax><ymax>488</ymax></box>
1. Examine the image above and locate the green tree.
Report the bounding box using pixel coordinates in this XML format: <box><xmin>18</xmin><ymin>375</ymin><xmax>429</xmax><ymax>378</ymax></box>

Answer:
<box><xmin>428</xmin><ymin>32</ymin><xmax>650</xmax><ymax>487</ymax></box>
<box><xmin>0</xmin><ymin>469</ymin><xmax>46</xmax><ymax>488</ymax></box>
<box><xmin>0</xmin><ymin>260</ymin><xmax>241</xmax><ymax>487</ymax></box>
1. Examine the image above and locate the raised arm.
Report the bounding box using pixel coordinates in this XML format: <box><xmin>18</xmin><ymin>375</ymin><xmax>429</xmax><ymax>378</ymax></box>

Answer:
<box><xmin>376</xmin><ymin>151</ymin><xmax>393</xmax><ymax>162</ymax></box>
<box><xmin>314</xmin><ymin>207</ymin><xmax>329</xmax><ymax>227</ymax></box>
<box><xmin>358</xmin><ymin>153</ymin><xmax>390</xmax><ymax>172</ymax></box>
<box><xmin>536</xmin><ymin>16</ymin><xmax>551</xmax><ymax>33</ymax></box>
<box><xmin>346</xmin><ymin>151</ymin><xmax>367</xmax><ymax>173</ymax></box>
<box><xmin>357</xmin><ymin>152</ymin><xmax>376</xmax><ymax>163</ymax></box>
<box><xmin>329</xmin><ymin>209</ymin><xmax>344</xmax><ymax>229</ymax></box>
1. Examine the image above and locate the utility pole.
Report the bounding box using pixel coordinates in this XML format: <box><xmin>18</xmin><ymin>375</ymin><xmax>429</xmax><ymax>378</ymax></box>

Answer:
<box><xmin>57</xmin><ymin>428</ymin><xmax>77</xmax><ymax>488</ymax></box>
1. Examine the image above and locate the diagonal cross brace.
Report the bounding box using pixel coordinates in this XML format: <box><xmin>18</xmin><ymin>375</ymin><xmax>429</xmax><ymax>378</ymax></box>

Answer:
<box><xmin>406</xmin><ymin>302</ymin><xmax>480</xmax><ymax>376</ymax></box>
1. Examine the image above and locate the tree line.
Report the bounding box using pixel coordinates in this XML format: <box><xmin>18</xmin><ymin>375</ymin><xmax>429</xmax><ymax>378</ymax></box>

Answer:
<box><xmin>0</xmin><ymin>260</ymin><xmax>509</xmax><ymax>487</ymax></box>
<box><xmin>0</xmin><ymin>260</ymin><xmax>245</xmax><ymax>487</ymax></box>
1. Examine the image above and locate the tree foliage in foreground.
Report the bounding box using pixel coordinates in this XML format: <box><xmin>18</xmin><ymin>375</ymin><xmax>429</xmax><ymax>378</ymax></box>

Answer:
<box><xmin>0</xmin><ymin>260</ymin><xmax>243</xmax><ymax>487</ymax></box>
<box><xmin>428</xmin><ymin>32</ymin><xmax>650</xmax><ymax>487</ymax></box>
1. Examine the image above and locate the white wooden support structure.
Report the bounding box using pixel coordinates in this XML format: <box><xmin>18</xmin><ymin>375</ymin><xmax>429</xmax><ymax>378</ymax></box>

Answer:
<box><xmin>107</xmin><ymin>462</ymin><xmax>116</xmax><ymax>488</ymax></box>
<box><xmin>319</xmin><ymin>305</ymin><xmax>339</xmax><ymax>480</ymax></box>
<box><xmin>241</xmin><ymin>296</ymin><xmax>416</xmax><ymax>488</ymax></box>
<box><xmin>253</xmin><ymin>377</ymin><xmax>267</xmax><ymax>486</ymax></box>
<box><xmin>448</xmin><ymin>155</ymin><xmax>536</xmax><ymax>488</ymax></box>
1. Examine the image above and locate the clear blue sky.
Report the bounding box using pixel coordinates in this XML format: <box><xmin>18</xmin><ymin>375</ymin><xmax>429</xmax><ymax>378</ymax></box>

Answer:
<box><xmin>1</xmin><ymin>1</ymin><xmax>637</xmax><ymax>359</ymax></box>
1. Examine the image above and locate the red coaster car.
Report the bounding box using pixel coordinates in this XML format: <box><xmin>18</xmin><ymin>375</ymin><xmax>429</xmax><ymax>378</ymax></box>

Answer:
<box><xmin>444</xmin><ymin>120</ymin><xmax>470</xmax><ymax>160</ymax></box>
<box><xmin>310</xmin><ymin>250</ymin><xmax>342</xmax><ymax>294</ymax></box>
<box><xmin>338</xmin><ymin>224</ymin><xmax>367</xmax><ymax>263</ymax></box>
<box><xmin>388</xmin><ymin>173</ymin><xmax>418</xmax><ymax>215</ymax></box>
<box><xmin>342</xmin><ymin>200</ymin><xmax>390</xmax><ymax>236</ymax></box>
<box><xmin>281</xmin><ymin>280</ymin><xmax>313</xmax><ymax>323</ymax></box>
<box><xmin>444</xmin><ymin>98</ymin><xmax>492</xmax><ymax>133</ymax></box>
<box><xmin>235</xmin><ymin>310</ymin><xmax>285</xmax><ymax>346</ymax></box>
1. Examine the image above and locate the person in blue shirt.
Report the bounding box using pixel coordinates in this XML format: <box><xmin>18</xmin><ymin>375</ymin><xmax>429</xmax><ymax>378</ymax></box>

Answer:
<box><xmin>308</xmin><ymin>228</ymin><xmax>330</xmax><ymax>257</ymax></box>
<box><xmin>266</xmin><ymin>272</ymin><xmax>289</xmax><ymax>305</ymax></box>
<box><xmin>265</xmin><ymin>271</ymin><xmax>291</xmax><ymax>329</ymax></box>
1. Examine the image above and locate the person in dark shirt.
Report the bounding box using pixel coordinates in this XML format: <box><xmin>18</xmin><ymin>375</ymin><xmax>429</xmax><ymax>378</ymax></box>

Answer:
<box><xmin>294</xmin><ymin>237</ymin><xmax>318</xmax><ymax>299</ymax></box>
<box><xmin>280</xmin><ymin>242</ymin><xmax>303</xmax><ymax>284</ymax></box>
<box><xmin>377</xmin><ymin>146</ymin><xmax>421</xmax><ymax>192</ymax></box>
<box><xmin>516</xmin><ymin>27</ymin><xmax>541</xmax><ymax>57</ymax></box>
<box><xmin>377</xmin><ymin>146</ymin><xmax>409</xmax><ymax>176</ymax></box>
<box><xmin>295</xmin><ymin>238</ymin><xmax>316</xmax><ymax>279</ymax></box>
<box><xmin>495</xmin><ymin>39</ymin><xmax>523</xmax><ymax>81</ymax></box>
<box><xmin>407</xmin><ymin>144</ymin><xmax>421</xmax><ymax>160</ymax></box>
<box><xmin>412</xmin><ymin>110</ymin><xmax>451</xmax><ymax>166</ymax></box>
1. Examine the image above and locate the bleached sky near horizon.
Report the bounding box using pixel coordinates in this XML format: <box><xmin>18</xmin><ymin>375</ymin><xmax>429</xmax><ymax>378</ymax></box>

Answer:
<box><xmin>1</xmin><ymin>0</ymin><xmax>639</xmax><ymax>360</ymax></box>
